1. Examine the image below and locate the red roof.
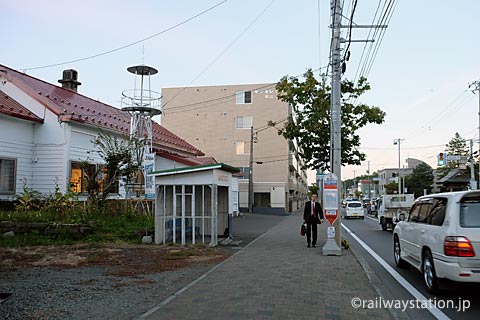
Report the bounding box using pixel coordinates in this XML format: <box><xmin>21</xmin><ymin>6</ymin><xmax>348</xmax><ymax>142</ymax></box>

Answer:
<box><xmin>0</xmin><ymin>64</ymin><xmax>203</xmax><ymax>156</ymax></box>
<box><xmin>0</xmin><ymin>90</ymin><xmax>43</xmax><ymax>123</ymax></box>
<box><xmin>156</xmin><ymin>151</ymin><xmax>217</xmax><ymax>166</ymax></box>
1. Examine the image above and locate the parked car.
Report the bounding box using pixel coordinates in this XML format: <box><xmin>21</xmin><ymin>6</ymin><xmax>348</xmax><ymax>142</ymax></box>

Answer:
<box><xmin>393</xmin><ymin>191</ymin><xmax>480</xmax><ymax>293</ymax></box>
<box><xmin>344</xmin><ymin>201</ymin><xmax>365</xmax><ymax>219</ymax></box>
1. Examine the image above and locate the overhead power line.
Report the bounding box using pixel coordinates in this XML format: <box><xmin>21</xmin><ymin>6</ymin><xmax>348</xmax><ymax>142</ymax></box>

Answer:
<box><xmin>162</xmin><ymin>65</ymin><xmax>327</xmax><ymax>115</ymax></box>
<box><xmin>21</xmin><ymin>0</ymin><xmax>230</xmax><ymax>71</ymax></box>
<box><xmin>162</xmin><ymin>0</ymin><xmax>277</xmax><ymax>109</ymax></box>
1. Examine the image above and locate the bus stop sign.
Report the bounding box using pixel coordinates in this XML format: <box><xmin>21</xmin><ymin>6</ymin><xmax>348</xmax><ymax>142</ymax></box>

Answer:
<box><xmin>322</xmin><ymin>173</ymin><xmax>339</xmax><ymax>225</ymax></box>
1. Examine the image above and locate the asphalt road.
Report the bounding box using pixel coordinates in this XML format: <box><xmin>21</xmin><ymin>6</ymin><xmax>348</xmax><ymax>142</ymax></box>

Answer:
<box><xmin>341</xmin><ymin>211</ymin><xmax>480</xmax><ymax>320</ymax></box>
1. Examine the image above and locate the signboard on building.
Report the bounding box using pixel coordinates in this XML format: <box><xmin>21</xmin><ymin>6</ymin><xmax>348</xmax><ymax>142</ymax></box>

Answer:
<box><xmin>144</xmin><ymin>153</ymin><xmax>155</xmax><ymax>199</ymax></box>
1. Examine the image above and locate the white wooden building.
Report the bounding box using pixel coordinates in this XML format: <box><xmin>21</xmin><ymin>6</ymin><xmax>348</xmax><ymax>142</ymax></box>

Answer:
<box><xmin>0</xmin><ymin>64</ymin><xmax>214</xmax><ymax>200</ymax></box>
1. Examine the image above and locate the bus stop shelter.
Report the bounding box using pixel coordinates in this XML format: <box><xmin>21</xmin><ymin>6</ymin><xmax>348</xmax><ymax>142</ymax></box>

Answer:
<box><xmin>151</xmin><ymin>163</ymin><xmax>239</xmax><ymax>246</ymax></box>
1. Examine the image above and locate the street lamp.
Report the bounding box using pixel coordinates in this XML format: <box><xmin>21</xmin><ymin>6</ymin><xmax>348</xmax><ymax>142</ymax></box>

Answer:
<box><xmin>393</xmin><ymin>138</ymin><xmax>403</xmax><ymax>194</ymax></box>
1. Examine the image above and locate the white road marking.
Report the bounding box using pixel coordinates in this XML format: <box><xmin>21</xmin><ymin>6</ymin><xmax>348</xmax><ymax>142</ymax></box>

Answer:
<box><xmin>341</xmin><ymin>223</ymin><xmax>449</xmax><ymax>320</ymax></box>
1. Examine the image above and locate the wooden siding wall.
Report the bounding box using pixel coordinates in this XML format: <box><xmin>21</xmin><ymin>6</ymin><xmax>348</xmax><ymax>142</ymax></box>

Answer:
<box><xmin>0</xmin><ymin>117</ymin><xmax>34</xmax><ymax>199</ymax></box>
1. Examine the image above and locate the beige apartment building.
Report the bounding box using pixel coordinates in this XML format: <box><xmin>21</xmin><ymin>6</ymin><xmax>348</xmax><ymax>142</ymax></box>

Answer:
<box><xmin>161</xmin><ymin>83</ymin><xmax>308</xmax><ymax>214</ymax></box>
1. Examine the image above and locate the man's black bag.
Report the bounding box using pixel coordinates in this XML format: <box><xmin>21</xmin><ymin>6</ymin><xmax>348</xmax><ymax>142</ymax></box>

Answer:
<box><xmin>300</xmin><ymin>223</ymin><xmax>306</xmax><ymax>236</ymax></box>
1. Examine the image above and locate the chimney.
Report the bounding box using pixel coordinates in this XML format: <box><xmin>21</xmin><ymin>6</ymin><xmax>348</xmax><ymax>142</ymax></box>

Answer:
<box><xmin>58</xmin><ymin>69</ymin><xmax>81</xmax><ymax>92</ymax></box>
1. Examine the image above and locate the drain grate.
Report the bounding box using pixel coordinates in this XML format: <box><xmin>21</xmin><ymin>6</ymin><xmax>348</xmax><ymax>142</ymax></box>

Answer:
<box><xmin>0</xmin><ymin>293</ymin><xmax>12</xmax><ymax>303</ymax></box>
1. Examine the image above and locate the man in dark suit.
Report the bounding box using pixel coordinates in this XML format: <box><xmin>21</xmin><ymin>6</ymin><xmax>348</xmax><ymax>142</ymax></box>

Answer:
<box><xmin>303</xmin><ymin>194</ymin><xmax>324</xmax><ymax>248</ymax></box>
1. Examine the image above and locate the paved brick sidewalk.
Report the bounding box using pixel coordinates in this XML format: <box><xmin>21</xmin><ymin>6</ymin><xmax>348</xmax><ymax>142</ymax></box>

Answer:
<box><xmin>139</xmin><ymin>213</ymin><xmax>392</xmax><ymax>320</ymax></box>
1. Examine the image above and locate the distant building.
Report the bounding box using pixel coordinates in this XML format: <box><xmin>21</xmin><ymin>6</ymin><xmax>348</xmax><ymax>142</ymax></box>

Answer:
<box><xmin>377</xmin><ymin>158</ymin><xmax>425</xmax><ymax>195</ymax></box>
<box><xmin>161</xmin><ymin>84</ymin><xmax>308</xmax><ymax>214</ymax></box>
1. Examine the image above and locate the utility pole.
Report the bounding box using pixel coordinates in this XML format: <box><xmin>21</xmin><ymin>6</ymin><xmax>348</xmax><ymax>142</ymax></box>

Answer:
<box><xmin>323</xmin><ymin>0</ymin><xmax>342</xmax><ymax>256</ymax></box>
<box><xmin>470</xmin><ymin>81</ymin><xmax>480</xmax><ymax>189</ymax></box>
<box><xmin>393</xmin><ymin>138</ymin><xmax>403</xmax><ymax>194</ymax></box>
<box><xmin>248</xmin><ymin>126</ymin><xmax>254</xmax><ymax>213</ymax></box>
<box><xmin>367</xmin><ymin>161</ymin><xmax>371</xmax><ymax>199</ymax></box>
<box><xmin>469</xmin><ymin>139</ymin><xmax>477</xmax><ymax>190</ymax></box>
<box><xmin>353</xmin><ymin>170</ymin><xmax>356</xmax><ymax>195</ymax></box>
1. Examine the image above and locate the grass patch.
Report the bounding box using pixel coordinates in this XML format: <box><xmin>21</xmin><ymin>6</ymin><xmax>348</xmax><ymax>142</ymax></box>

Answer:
<box><xmin>0</xmin><ymin>209</ymin><xmax>154</xmax><ymax>247</ymax></box>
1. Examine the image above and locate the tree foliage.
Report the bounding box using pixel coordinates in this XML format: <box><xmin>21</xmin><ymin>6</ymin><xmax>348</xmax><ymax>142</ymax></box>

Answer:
<box><xmin>308</xmin><ymin>183</ymin><xmax>319</xmax><ymax>197</ymax></box>
<box><xmin>84</xmin><ymin>132</ymin><xmax>141</xmax><ymax>203</ymax></box>
<box><xmin>405</xmin><ymin>162</ymin><xmax>434</xmax><ymax>198</ymax></box>
<box><xmin>276</xmin><ymin>69</ymin><xmax>386</xmax><ymax>171</ymax></box>
<box><xmin>384</xmin><ymin>182</ymin><xmax>398</xmax><ymax>195</ymax></box>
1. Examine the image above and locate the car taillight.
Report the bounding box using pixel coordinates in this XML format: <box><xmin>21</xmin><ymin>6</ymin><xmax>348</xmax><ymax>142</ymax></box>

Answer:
<box><xmin>444</xmin><ymin>236</ymin><xmax>475</xmax><ymax>257</ymax></box>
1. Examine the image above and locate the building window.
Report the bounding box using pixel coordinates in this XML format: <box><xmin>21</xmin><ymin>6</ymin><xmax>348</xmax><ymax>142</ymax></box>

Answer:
<box><xmin>235</xmin><ymin>141</ymin><xmax>246</xmax><ymax>155</ymax></box>
<box><xmin>70</xmin><ymin>161</ymin><xmax>94</xmax><ymax>193</ymax></box>
<box><xmin>69</xmin><ymin>161</ymin><xmax>119</xmax><ymax>194</ymax></box>
<box><xmin>0</xmin><ymin>158</ymin><xmax>16</xmax><ymax>194</ymax></box>
<box><xmin>235</xmin><ymin>91</ymin><xmax>252</xmax><ymax>104</ymax></box>
<box><xmin>236</xmin><ymin>116</ymin><xmax>252</xmax><ymax>129</ymax></box>
<box><xmin>238</xmin><ymin>167</ymin><xmax>251</xmax><ymax>179</ymax></box>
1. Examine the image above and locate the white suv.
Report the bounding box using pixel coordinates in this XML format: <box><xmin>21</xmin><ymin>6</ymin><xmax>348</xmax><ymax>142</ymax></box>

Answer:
<box><xmin>393</xmin><ymin>191</ymin><xmax>480</xmax><ymax>293</ymax></box>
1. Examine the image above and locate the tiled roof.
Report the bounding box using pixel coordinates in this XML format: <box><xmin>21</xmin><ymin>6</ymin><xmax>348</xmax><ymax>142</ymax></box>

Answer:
<box><xmin>0</xmin><ymin>64</ymin><xmax>203</xmax><ymax>156</ymax></box>
<box><xmin>156</xmin><ymin>151</ymin><xmax>217</xmax><ymax>166</ymax></box>
<box><xmin>0</xmin><ymin>90</ymin><xmax>43</xmax><ymax>123</ymax></box>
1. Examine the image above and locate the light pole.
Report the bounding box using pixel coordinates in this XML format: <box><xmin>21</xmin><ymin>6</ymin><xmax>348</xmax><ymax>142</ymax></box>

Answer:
<box><xmin>367</xmin><ymin>161</ymin><xmax>371</xmax><ymax>199</ymax></box>
<box><xmin>393</xmin><ymin>138</ymin><xmax>403</xmax><ymax>194</ymax></box>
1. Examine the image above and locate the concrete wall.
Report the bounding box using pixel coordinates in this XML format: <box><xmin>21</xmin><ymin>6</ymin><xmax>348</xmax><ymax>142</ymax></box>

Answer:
<box><xmin>161</xmin><ymin>84</ymin><xmax>308</xmax><ymax>213</ymax></box>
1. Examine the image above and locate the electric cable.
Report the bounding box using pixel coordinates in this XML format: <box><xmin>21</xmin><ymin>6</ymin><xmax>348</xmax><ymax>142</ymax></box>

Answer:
<box><xmin>21</xmin><ymin>0</ymin><xmax>230</xmax><ymax>71</ymax></box>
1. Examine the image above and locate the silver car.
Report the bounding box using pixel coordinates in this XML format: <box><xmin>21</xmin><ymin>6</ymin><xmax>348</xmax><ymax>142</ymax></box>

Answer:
<box><xmin>393</xmin><ymin>191</ymin><xmax>480</xmax><ymax>293</ymax></box>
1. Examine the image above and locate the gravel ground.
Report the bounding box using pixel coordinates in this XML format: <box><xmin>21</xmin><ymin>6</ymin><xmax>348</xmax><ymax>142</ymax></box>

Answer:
<box><xmin>0</xmin><ymin>213</ymin><xmax>287</xmax><ymax>320</ymax></box>
<box><xmin>0</xmin><ymin>264</ymin><xmax>217</xmax><ymax>320</ymax></box>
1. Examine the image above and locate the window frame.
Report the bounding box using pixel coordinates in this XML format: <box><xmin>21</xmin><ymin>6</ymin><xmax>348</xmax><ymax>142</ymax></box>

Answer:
<box><xmin>236</xmin><ymin>115</ymin><xmax>253</xmax><ymax>129</ymax></box>
<box><xmin>0</xmin><ymin>157</ymin><xmax>16</xmax><ymax>195</ymax></box>
<box><xmin>235</xmin><ymin>91</ymin><xmax>252</xmax><ymax>105</ymax></box>
<box><xmin>235</xmin><ymin>141</ymin><xmax>247</xmax><ymax>155</ymax></box>
<box><xmin>69</xmin><ymin>161</ymin><xmax>119</xmax><ymax>195</ymax></box>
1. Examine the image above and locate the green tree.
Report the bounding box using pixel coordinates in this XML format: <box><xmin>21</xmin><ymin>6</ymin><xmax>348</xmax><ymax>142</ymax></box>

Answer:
<box><xmin>384</xmin><ymin>182</ymin><xmax>398</xmax><ymax>194</ymax></box>
<box><xmin>437</xmin><ymin>132</ymin><xmax>469</xmax><ymax>178</ymax></box>
<box><xmin>276</xmin><ymin>69</ymin><xmax>386</xmax><ymax>171</ymax></box>
<box><xmin>405</xmin><ymin>163</ymin><xmax>434</xmax><ymax>198</ymax></box>
<box><xmin>308</xmin><ymin>183</ymin><xmax>319</xmax><ymax>197</ymax></box>
<box><xmin>84</xmin><ymin>132</ymin><xmax>140</xmax><ymax>204</ymax></box>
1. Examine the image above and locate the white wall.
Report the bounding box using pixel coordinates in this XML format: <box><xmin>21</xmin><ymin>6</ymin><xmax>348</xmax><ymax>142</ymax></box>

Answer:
<box><xmin>0</xmin><ymin>116</ymin><xmax>34</xmax><ymax>199</ymax></box>
<box><xmin>31</xmin><ymin>115</ymin><xmax>69</xmax><ymax>194</ymax></box>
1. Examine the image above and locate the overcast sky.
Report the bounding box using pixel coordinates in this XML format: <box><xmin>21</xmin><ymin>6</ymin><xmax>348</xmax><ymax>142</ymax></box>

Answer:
<box><xmin>2</xmin><ymin>0</ymin><xmax>479</xmax><ymax>183</ymax></box>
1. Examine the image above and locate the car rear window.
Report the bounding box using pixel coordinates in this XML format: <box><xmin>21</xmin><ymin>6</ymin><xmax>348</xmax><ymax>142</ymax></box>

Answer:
<box><xmin>348</xmin><ymin>203</ymin><xmax>362</xmax><ymax>208</ymax></box>
<box><xmin>460</xmin><ymin>196</ymin><xmax>480</xmax><ymax>228</ymax></box>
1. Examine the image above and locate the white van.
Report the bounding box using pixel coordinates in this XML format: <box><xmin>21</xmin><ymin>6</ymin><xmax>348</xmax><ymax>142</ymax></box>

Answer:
<box><xmin>344</xmin><ymin>201</ymin><xmax>364</xmax><ymax>219</ymax></box>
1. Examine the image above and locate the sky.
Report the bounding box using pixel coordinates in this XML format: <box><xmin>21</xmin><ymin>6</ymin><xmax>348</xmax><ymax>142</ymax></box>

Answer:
<box><xmin>2</xmin><ymin>0</ymin><xmax>480</xmax><ymax>184</ymax></box>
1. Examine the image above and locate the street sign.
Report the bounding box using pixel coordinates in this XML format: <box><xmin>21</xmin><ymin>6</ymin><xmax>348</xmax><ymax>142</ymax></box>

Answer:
<box><xmin>322</xmin><ymin>173</ymin><xmax>339</xmax><ymax>225</ymax></box>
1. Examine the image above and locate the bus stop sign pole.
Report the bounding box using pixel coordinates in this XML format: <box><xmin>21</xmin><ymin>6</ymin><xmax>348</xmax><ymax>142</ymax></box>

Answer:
<box><xmin>322</xmin><ymin>173</ymin><xmax>341</xmax><ymax>256</ymax></box>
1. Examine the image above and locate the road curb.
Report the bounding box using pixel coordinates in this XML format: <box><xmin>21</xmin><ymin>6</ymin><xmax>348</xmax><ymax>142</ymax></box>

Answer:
<box><xmin>347</xmin><ymin>232</ymin><xmax>412</xmax><ymax>320</ymax></box>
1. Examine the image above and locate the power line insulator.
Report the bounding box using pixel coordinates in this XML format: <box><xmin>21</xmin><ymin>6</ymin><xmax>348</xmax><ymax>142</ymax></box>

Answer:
<box><xmin>342</xmin><ymin>62</ymin><xmax>347</xmax><ymax>74</ymax></box>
